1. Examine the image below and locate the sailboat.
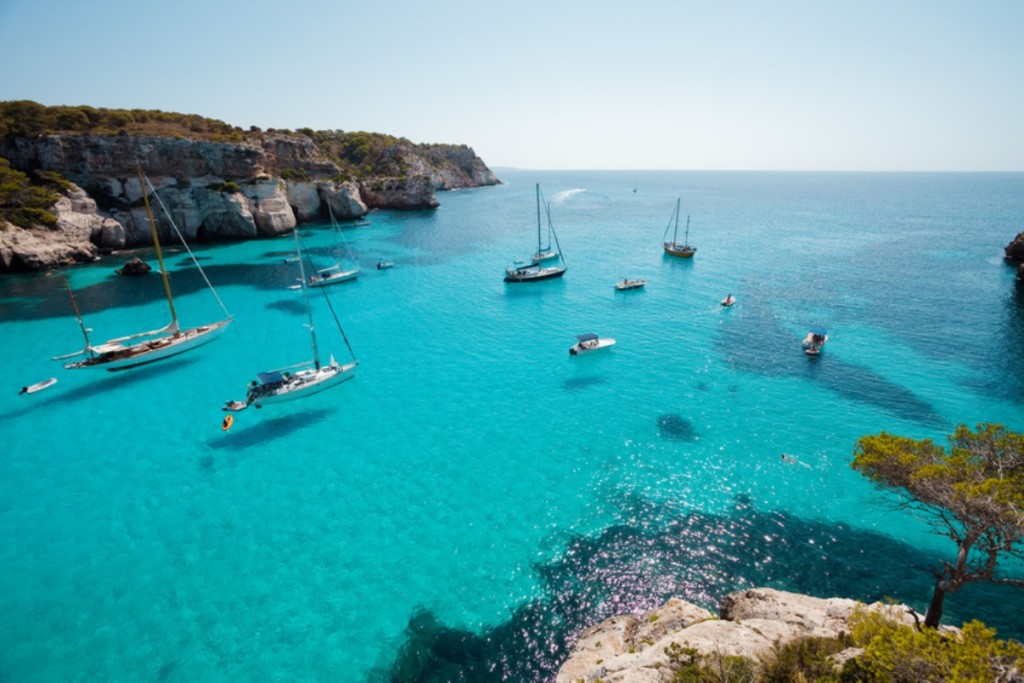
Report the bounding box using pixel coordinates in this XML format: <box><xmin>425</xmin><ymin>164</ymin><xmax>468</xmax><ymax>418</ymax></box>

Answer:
<box><xmin>53</xmin><ymin>169</ymin><xmax>232</xmax><ymax>371</ymax></box>
<box><xmin>504</xmin><ymin>184</ymin><xmax>567</xmax><ymax>283</ymax></box>
<box><xmin>235</xmin><ymin>230</ymin><xmax>357</xmax><ymax>408</ymax></box>
<box><xmin>308</xmin><ymin>200</ymin><xmax>359</xmax><ymax>287</ymax></box>
<box><xmin>662</xmin><ymin>198</ymin><xmax>696</xmax><ymax>258</ymax></box>
<box><xmin>532</xmin><ymin>205</ymin><xmax>559</xmax><ymax>264</ymax></box>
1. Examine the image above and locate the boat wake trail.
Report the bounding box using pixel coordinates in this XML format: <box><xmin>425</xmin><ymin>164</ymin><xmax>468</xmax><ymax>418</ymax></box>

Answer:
<box><xmin>550</xmin><ymin>188</ymin><xmax>586</xmax><ymax>204</ymax></box>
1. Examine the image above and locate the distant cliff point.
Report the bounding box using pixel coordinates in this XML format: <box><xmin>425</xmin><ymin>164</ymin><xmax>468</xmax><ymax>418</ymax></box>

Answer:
<box><xmin>0</xmin><ymin>101</ymin><xmax>500</xmax><ymax>271</ymax></box>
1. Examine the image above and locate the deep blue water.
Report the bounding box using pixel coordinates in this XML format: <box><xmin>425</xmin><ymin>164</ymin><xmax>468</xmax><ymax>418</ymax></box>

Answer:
<box><xmin>1</xmin><ymin>170</ymin><xmax>1023</xmax><ymax>681</ymax></box>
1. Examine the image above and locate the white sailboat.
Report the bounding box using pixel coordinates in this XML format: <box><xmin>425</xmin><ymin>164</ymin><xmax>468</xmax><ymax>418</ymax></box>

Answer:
<box><xmin>237</xmin><ymin>230</ymin><xmax>357</xmax><ymax>408</ymax></box>
<box><xmin>504</xmin><ymin>184</ymin><xmax>567</xmax><ymax>283</ymax></box>
<box><xmin>308</xmin><ymin>200</ymin><xmax>359</xmax><ymax>287</ymax></box>
<box><xmin>662</xmin><ymin>198</ymin><xmax>696</xmax><ymax>258</ymax></box>
<box><xmin>53</xmin><ymin>168</ymin><xmax>232</xmax><ymax>371</ymax></box>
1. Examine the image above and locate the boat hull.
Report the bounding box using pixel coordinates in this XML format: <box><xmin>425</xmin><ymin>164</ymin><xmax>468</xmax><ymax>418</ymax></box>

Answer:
<box><xmin>663</xmin><ymin>243</ymin><xmax>696</xmax><ymax>258</ymax></box>
<box><xmin>250</xmin><ymin>362</ymin><xmax>356</xmax><ymax>407</ymax></box>
<box><xmin>20</xmin><ymin>377</ymin><xmax>57</xmax><ymax>394</ymax></box>
<box><xmin>570</xmin><ymin>338</ymin><xmax>616</xmax><ymax>355</ymax></box>
<box><xmin>310</xmin><ymin>269</ymin><xmax>359</xmax><ymax>287</ymax></box>
<box><xmin>64</xmin><ymin>318</ymin><xmax>232</xmax><ymax>371</ymax></box>
<box><xmin>504</xmin><ymin>266</ymin><xmax>567</xmax><ymax>283</ymax></box>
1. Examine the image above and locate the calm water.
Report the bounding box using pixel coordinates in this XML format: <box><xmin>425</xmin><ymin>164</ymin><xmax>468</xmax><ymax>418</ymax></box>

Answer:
<box><xmin>1</xmin><ymin>170</ymin><xmax>1023</xmax><ymax>681</ymax></box>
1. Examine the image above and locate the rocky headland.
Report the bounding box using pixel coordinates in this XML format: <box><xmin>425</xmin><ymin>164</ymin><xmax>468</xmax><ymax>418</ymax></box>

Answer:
<box><xmin>1006</xmin><ymin>231</ymin><xmax>1024</xmax><ymax>282</ymax></box>
<box><xmin>0</xmin><ymin>102</ymin><xmax>499</xmax><ymax>271</ymax></box>
<box><xmin>556</xmin><ymin>587</ymin><xmax>934</xmax><ymax>683</ymax></box>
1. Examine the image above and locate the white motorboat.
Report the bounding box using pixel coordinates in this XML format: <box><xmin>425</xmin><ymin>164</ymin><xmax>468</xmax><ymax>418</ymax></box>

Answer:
<box><xmin>615</xmin><ymin>278</ymin><xmax>646</xmax><ymax>291</ymax></box>
<box><xmin>569</xmin><ymin>333</ymin><xmax>616</xmax><ymax>356</ymax></box>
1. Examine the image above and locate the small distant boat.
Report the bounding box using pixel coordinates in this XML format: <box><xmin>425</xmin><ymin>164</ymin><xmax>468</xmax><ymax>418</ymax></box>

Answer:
<box><xmin>615</xmin><ymin>278</ymin><xmax>646</xmax><ymax>291</ymax></box>
<box><xmin>222</xmin><ymin>400</ymin><xmax>249</xmax><ymax>412</ymax></box>
<box><xmin>802</xmin><ymin>328</ymin><xmax>828</xmax><ymax>356</ymax></box>
<box><xmin>19</xmin><ymin>377</ymin><xmax>57</xmax><ymax>395</ymax></box>
<box><xmin>353</xmin><ymin>220</ymin><xmax>370</xmax><ymax>227</ymax></box>
<box><xmin>721</xmin><ymin>294</ymin><xmax>736</xmax><ymax>307</ymax></box>
<box><xmin>662</xmin><ymin>198</ymin><xmax>696</xmax><ymax>258</ymax></box>
<box><xmin>569</xmin><ymin>333</ymin><xmax>616</xmax><ymax>356</ymax></box>
<box><xmin>504</xmin><ymin>184</ymin><xmax>567</xmax><ymax>283</ymax></box>
<box><xmin>376</xmin><ymin>260</ymin><xmax>394</xmax><ymax>270</ymax></box>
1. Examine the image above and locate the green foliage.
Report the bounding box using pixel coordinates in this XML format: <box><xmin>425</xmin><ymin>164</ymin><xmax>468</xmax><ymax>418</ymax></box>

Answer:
<box><xmin>852</xmin><ymin>423</ymin><xmax>1024</xmax><ymax>627</ymax></box>
<box><xmin>311</xmin><ymin>129</ymin><xmax>415</xmax><ymax>178</ymax></box>
<box><xmin>759</xmin><ymin>635</ymin><xmax>852</xmax><ymax>682</ymax></box>
<box><xmin>665</xmin><ymin>643</ymin><xmax>757</xmax><ymax>683</ymax></box>
<box><xmin>206</xmin><ymin>180</ymin><xmax>240</xmax><ymax>193</ymax></box>
<box><xmin>0</xmin><ymin>100</ymin><xmax>243</xmax><ymax>141</ymax></box>
<box><xmin>279</xmin><ymin>168</ymin><xmax>309</xmax><ymax>181</ymax></box>
<box><xmin>0</xmin><ymin>157</ymin><xmax>59</xmax><ymax>228</ymax></box>
<box><xmin>842</xmin><ymin>608</ymin><xmax>1024</xmax><ymax>682</ymax></box>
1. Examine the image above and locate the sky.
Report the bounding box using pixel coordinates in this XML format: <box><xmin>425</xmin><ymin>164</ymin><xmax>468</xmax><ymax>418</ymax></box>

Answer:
<box><xmin>0</xmin><ymin>0</ymin><xmax>1022</xmax><ymax>171</ymax></box>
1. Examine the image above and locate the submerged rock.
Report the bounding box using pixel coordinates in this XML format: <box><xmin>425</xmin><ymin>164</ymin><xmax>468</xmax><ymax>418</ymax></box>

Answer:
<box><xmin>115</xmin><ymin>257</ymin><xmax>150</xmax><ymax>276</ymax></box>
<box><xmin>657</xmin><ymin>414</ymin><xmax>698</xmax><ymax>441</ymax></box>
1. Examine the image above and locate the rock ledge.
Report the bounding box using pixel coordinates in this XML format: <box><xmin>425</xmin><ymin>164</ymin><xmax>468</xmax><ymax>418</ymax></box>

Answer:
<box><xmin>556</xmin><ymin>588</ymin><xmax>926</xmax><ymax>683</ymax></box>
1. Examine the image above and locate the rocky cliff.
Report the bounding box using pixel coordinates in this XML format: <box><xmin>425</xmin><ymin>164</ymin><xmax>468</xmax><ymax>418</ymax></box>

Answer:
<box><xmin>0</xmin><ymin>126</ymin><xmax>499</xmax><ymax>271</ymax></box>
<box><xmin>555</xmin><ymin>588</ymin><xmax>935</xmax><ymax>683</ymax></box>
<box><xmin>1006</xmin><ymin>232</ymin><xmax>1024</xmax><ymax>282</ymax></box>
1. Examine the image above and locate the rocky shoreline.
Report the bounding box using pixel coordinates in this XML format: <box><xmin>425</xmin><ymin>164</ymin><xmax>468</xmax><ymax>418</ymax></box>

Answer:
<box><xmin>555</xmin><ymin>587</ymin><xmax>931</xmax><ymax>682</ymax></box>
<box><xmin>0</xmin><ymin>132</ymin><xmax>499</xmax><ymax>272</ymax></box>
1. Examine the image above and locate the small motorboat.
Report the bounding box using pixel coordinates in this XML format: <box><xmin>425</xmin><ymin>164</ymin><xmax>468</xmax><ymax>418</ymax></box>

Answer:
<box><xmin>376</xmin><ymin>260</ymin><xmax>394</xmax><ymax>270</ymax></box>
<box><xmin>615</xmin><ymin>278</ymin><xmax>646</xmax><ymax>291</ymax></box>
<box><xmin>222</xmin><ymin>400</ymin><xmax>249</xmax><ymax>412</ymax></box>
<box><xmin>19</xmin><ymin>377</ymin><xmax>57</xmax><ymax>395</ymax></box>
<box><xmin>721</xmin><ymin>294</ymin><xmax>736</xmax><ymax>307</ymax></box>
<box><xmin>569</xmin><ymin>333</ymin><xmax>616</xmax><ymax>356</ymax></box>
<box><xmin>802</xmin><ymin>328</ymin><xmax>828</xmax><ymax>356</ymax></box>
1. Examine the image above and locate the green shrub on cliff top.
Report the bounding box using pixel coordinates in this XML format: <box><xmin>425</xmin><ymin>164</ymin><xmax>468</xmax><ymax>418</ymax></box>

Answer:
<box><xmin>0</xmin><ymin>158</ymin><xmax>59</xmax><ymax>229</ymax></box>
<box><xmin>0</xmin><ymin>100</ymin><xmax>242</xmax><ymax>141</ymax></box>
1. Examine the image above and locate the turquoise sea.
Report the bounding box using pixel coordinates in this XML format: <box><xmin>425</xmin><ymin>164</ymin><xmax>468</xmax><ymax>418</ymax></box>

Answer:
<box><xmin>2</xmin><ymin>170</ymin><xmax>1023</xmax><ymax>681</ymax></box>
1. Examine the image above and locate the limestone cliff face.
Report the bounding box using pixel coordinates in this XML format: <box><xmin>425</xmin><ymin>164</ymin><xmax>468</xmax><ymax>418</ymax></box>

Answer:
<box><xmin>0</xmin><ymin>184</ymin><xmax>109</xmax><ymax>270</ymax></box>
<box><xmin>0</xmin><ymin>132</ymin><xmax>498</xmax><ymax>271</ymax></box>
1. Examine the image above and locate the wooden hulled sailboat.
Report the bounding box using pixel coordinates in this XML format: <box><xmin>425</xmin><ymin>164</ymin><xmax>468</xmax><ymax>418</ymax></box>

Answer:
<box><xmin>662</xmin><ymin>198</ymin><xmax>696</xmax><ymax>258</ymax></box>
<box><xmin>54</xmin><ymin>169</ymin><xmax>231</xmax><ymax>371</ymax></box>
<box><xmin>233</xmin><ymin>230</ymin><xmax>357</xmax><ymax>409</ymax></box>
<box><xmin>504</xmin><ymin>184</ymin><xmax>567</xmax><ymax>283</ymax></box>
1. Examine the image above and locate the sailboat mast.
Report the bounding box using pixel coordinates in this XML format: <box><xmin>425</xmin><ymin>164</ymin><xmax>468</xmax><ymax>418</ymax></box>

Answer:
<box><xmin>59</xmin><ymin>265</ymin><xmax>92</xmax><ymax>351</ymax></box>
<box><xmin>535</xmin><ymin>184</ymin><xmax>542</xmax><ymax>254</ymax></box>
<box><xmin>673</xmin><ymin>198</ymin><xmax>681</xmax><ymax>243</ymax></box>
<box><xmin>137</xmin><ymin>168</ymin><xmax>178</xmax><ymax>330</ymax></box>
<box><xmin>294</xmin><ymin>230</ymin><xmax>321</xmax><ymax>369</ymax></box>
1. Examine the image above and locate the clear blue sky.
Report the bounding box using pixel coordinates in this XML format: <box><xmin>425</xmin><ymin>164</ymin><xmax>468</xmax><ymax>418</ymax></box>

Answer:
<box><xmin>1</xmin><ymin>0</ymin><xmax>1022</xmax><ymax>171</ymax></box>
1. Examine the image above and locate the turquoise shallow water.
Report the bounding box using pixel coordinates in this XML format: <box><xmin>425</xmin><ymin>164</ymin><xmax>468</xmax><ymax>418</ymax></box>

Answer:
<box><xmin>2</xmin><ymin>170</ymin><xmax>1023</xmax><ymax>681</ymax></box>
